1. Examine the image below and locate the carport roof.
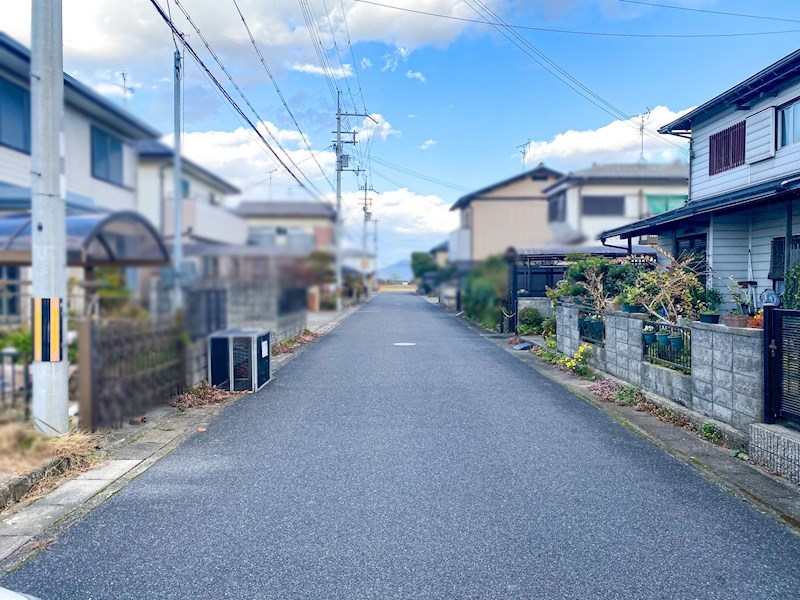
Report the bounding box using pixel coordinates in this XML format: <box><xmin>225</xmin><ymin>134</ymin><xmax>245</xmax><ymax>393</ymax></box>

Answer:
<box><xmin>0</xmin><ymin>211</ymin><xmax>170</xmax><ymax>267</ymax></box>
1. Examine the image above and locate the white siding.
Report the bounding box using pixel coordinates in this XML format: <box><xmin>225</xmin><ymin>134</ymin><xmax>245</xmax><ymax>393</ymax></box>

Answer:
<box><xmin>63</xmin><ymin>107</ymin><xmax>136</xmax><ymax>211</ymax></box>
<box><xmin>745</xmin><ymin>107</ymin><xmax>776</xmax><ymax>164</ymax></box>
<box><xmin>691</xmin><ymin>79</ymin><xmax>800</xmax><ymax>201</ymax></box>
<box><xmin>0</xmin><ymin>145</ymin><xmax>31</xmax><ymax>187</ymax></box>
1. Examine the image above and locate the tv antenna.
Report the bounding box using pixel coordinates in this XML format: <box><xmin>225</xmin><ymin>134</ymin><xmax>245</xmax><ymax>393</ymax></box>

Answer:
<box><xmin>115</xmin><ymin>71</ymin><xmax>134</xmax><ymax>107</ymax></box>
<box><xmin>637</xmin><ymin>108</ymin><xmax>651</xmax><ymax>162</ymax></box>
<box><xmin>516</xmin><ymin>139</ymin><xmax>531</xmax><ymax>171</ymax></box>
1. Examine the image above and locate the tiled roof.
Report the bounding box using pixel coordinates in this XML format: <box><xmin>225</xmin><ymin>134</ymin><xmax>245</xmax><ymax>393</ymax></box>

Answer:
<box><xmin>236</xmin><ymin>200</ymin><xmax>335</xmax><ymax>219</ymax></box>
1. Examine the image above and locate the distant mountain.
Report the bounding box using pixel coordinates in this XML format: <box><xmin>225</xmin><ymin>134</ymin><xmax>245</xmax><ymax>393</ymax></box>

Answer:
<box><xmin>378</xmin><ymin>259</ymin><xmax>413</xmax><ymax>282</ymax></box>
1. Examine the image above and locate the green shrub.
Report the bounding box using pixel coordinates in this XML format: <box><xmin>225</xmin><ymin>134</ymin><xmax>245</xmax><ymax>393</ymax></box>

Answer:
<box><xmin>541</xmin><ymin>315</ymin><xmax>557</xmax><ymax>340</ymax></box>
<box><xmin>517</xmin><ymin>307</ymin><xmax>544</xmax><ymax>335</ymax></box>
<box><xmin>785</xmin><ymin>263</ymin><xmax>800</xmax><ymax>310</ymax></box>
<box><xmin>320</xmin><ymin>293</ymin><xmax>337</xmax><ymax>311</ymax></box>
<box><xmin>463</xmin><ymin>255</ymin><xmax>508</xmax><ymax>328</ymax></box>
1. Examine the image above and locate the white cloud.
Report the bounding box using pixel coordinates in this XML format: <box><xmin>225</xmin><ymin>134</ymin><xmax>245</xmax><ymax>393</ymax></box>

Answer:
<box><xmin>289</xmin><ymin>63</ymin><xmax>353</xmax><ymax>79</ymax></box>
<box><xmin>166</xmin><ymin>121</ymin><xmax>336</xmax><ymax>200</ymax></box>
<box><xmin>407</xmin><ymin>114</ymin><xmax>417</xmax><ymax>119</ymax></box>
<box><xmin>522</xmin><ymin>105</ymin><xmax>692</xmax><ymax>170</ymax></box>
<box><xmin>357</xmin><ymin>114</ymin><xmax>401</xmax><ymax>142</ymax></box>
<box><xmin>420</xmin><ymin>139</ymin><xmax>437</xmax><ymax>150</ymax></box>
<box><xmin>340</xmin><ymin>188</ymin><xmax>456</xmax><ymax>236</ymax></box>
<box><xmin>406</xmin><ymin>70</ymin><xmax>427</xmax><ymax>84</ymax></box>
<box><xmin>360</xmin><ymin>57</ymin><xmax>373</xmax><ymax>69</ymax></box>
<box><xmin>381</xmin><ymin>46</ymin><xmax>411</xmax><ymax>72</ymax></box>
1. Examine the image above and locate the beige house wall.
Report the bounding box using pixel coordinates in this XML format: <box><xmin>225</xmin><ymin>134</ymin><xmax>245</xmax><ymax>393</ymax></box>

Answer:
<box><xmin>471</xmin><ymin>199</ymin><xmax>550</xmax><ymax>260</ymax></box>
<box><xmin>468</xmin><ymin>173</ymin><xmax>559</xmax><ymax>261</ymax></box>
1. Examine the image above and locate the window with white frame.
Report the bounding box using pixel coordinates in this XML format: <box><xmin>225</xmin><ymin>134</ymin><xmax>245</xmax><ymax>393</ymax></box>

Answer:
<box><xmin>780</xmin><ymin>99</ymin><xmax>800</xmax><ymax>148</ymax></box>
<box><xmin>91</xmin><ymin>126</ymin><xmax>124</xmax><ymax>185</ymax></box>
<box><xmin>0</xmin><ymin>77</ymin><xmax>31</xmax><ymax>153</ymax></box>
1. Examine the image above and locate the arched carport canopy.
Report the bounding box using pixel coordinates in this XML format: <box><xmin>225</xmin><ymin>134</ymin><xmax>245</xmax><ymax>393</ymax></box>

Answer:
<box><xmin>0</xmin><ymin>211</ymin><xmax>170</xmax><ymax>267</ymax></box>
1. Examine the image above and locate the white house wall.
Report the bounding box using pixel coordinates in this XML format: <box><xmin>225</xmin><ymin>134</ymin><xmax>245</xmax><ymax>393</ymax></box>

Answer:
<box><xmin>691</xmin><ymin>79</ymin><xmax>800</xmax><ymax>201</ymax></box>
<box><xmin>63</xmin><ymin>107</ymin><xmax>137</xmax><ymax>211</ymax></box>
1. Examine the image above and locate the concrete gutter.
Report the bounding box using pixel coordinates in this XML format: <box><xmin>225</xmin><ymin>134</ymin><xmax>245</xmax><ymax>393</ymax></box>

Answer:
<box><xmin>0</xmin><ymin>301</ymin><xmax>367</xmax><ymax>573</ymax></box>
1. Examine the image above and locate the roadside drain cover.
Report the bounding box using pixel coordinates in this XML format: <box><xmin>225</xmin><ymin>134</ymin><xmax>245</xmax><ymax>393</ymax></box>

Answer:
<box><xmin>512</xmin><ymin>342</ymin><xmax>533</xmax><ymax>351</ymax></box>
<box><xmin>393</xmin><ymin>343</ymin><xmax>416</xmax><ymax>346</ymax></box>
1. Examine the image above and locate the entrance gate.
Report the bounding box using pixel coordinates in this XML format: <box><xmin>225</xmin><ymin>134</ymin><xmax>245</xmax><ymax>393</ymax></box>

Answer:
<box><xmin>764</xmin><ymin>306</ymin><xmax>800</xmax><ymax>423</ymax></box>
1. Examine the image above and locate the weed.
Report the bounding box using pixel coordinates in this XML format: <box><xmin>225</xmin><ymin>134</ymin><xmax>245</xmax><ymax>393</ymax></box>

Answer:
<box><xmin>701</xmin><ymin>422</ymin><xmax>722</xmax><ymax>444</ymax></box>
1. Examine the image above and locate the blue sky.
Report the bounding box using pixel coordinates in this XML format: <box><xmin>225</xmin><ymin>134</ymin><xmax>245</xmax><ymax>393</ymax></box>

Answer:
<box><xmin>5</xmin><ymin>0</ymin><xmax>800</xmax><ymax>267</ymax></box>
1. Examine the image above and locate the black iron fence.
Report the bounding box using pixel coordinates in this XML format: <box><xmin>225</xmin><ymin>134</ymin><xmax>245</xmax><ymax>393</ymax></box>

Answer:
<box><xmin>578</xmin><ymin>306</ymin><xmax>605</xmax><ymax>346</ymax></box>
<box><xmin>642</xmin><ymin>320</ymin><xmax>691</xmax><ymax>374</ymax></box>
<box><xmin>0</xmin><ymin>348</ymin><xmax>30</xmax><ymax>422</ymax></box>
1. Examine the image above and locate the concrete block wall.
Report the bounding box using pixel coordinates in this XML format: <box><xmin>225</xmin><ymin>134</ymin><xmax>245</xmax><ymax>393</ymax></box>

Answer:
<box><xmin>518</xmin><ymin>297</ymin><xmax>553</xmax><ymax>318</ymax></box>
<box><xmin>750</xmin><ymin>424</ymin><xmax>800</xmax><ymax>485</ymax></box>
<box><xmin>554</xmin><ymin>304</ymin><xmax>764</xmax><ymax>434</ymax></box>
<box><xmin>690</xmin><ymin>322</ymin><xmax>764</xmax><ymax>431</ymax></box>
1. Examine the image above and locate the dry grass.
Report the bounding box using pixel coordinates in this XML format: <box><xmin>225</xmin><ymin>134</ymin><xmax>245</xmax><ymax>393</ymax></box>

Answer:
<box><xmin>0</xmin><ymin>422</ymin><xmax>103</xmax><ymax>507</ymax></box>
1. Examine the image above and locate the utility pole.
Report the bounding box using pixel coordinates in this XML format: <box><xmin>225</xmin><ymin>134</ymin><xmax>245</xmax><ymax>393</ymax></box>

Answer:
<box><xmin>115</xmin><ymin>71</ymin><xmax>134</xmax><ymax>108</ymax></box>
<box><xmin>333</xmin><ymin>93</ymin><xmax>374</xmax><ymax>310</ymax></box>
<box><xmin>372</xmin><ymin>219</ymin><xmax>379</xmax><ymax>292</ymax></box>
<box><xmin>360</xmin><ymin>185</ymin><xmax>374</xmax><ymax>297</ymax></box>
<box><xmin>172</xmin><ymin>48</ymin><xmax>183</xmax><ymax>310</ymax></box>
<box><xmin>31</xmin><ymin>0</ymin><xmax>68</xmax><ymax>435</ymax></box>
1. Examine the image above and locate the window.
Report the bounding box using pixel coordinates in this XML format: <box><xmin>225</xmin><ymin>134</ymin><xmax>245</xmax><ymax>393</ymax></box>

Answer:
<box><xmin>769</xmin><ymin>235</ymin><xmax>800</xmax><ymax>280</ymax></box>
<box><xmin>780</xmin><ymin>100</ymin><xmax>800</xmax><ymax>148</ymax></box>
<box><xmin>548</xmin><ymin>193</ymin><xmax>566</xmax><ymax>222</ymax></box>
<box><xmin>676</xmin><ymin>234</ymin><xmax>707</xmax><ymax>279</ymax></box>
<box><xmin>708</xmin><ymin>121</ymin><xmax>745</xmax><ymax>175</ymax></box>
<box><xmin>0</xmin><ymin>77</ymin><xmax>31</xmax><ymax>153</ymax></box>
<box><xmin>249</xmin><ymin>227</ymin><xmax>276</xmax><ymax>245</ymax></box>
<box><xmin>91</xmin><ymin>126</ymin><xmax>124</xmax><ymax>185</ymax></box>
<box><xmin>181</xmin><ymin>178</ymin><xmax>190</xmax><ymax>199</ymax></box>
<box><xmin>582</xmin><ymin>196</ymin><xmax>624</xmax><ymax>216</ymax></box>
<box><xmin>646</xmin><ymin>195</ymin><xmax>687</xmax><ymax>216</ymax></box>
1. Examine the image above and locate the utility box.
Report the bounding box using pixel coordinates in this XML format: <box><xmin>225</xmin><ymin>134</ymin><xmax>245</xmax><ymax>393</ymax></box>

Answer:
<box><xmin>208</xmin><ymin>328</ymin><xmax>271</xmax><ymax>392</ymax></box>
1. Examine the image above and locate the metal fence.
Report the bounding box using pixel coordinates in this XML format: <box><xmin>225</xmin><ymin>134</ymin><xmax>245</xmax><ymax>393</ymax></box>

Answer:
<box><xmin>0</xmin><ymin>349</ymin><xmax>30</xmax><ymax>422</ymax></box>
<box><xmin>79</xmin><ymin>316</ymin><xmax>185</xmax><ymax>430</ymax></box>
<box><xmin>642</xmin><ymin>320</ymin><xmax>691</xmax><ymax>374</ymax></box>
<box><xmin>578</xmin><ymin>306</ymin><xmax>605</xmax><ymax>347</ymax></box>
<box><xmin>186</xmin><ymin>287</ymin><xmax>227</xmax><ymax>341</ymax></box>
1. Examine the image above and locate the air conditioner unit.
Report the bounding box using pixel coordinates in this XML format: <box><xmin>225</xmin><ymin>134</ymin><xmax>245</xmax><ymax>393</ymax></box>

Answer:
<box><xmin>208</xmin><ymin>328</ymin><xmax>272</xmax><ymax>392</ymax></box>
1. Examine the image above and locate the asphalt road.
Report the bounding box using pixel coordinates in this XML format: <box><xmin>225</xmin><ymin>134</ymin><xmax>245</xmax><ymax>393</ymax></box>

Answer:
<box><xmin>4</xmin><ymin>293</ymin><xmax>800</xmax><ymax>599</ymax></box>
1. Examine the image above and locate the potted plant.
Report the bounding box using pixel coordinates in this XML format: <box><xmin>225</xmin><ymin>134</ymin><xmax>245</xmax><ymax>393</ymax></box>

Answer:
<box><xmin>620</xmin><ymin>286</ymin><xmax>644</xmax><ymax>313</ymax></box>
<box><xmin>642</xmin><ymin>324</ymin><xmax>656</xmax><ymax>344</ymax></box>
<box><xmin>668</xmin><ymin>331</ymin><xmax>684</xmax><ymax>350</ymax></box>
<box><xmin>656</xmin><ymin>328</ymin><xmax>671</xmax><ymax>346</ymax></box>
<box><xmin>722</xmin><ymin>310</ymin><xmax>750</xmax><ymax>328</ymax></box>
<box><xmin>699</xmin><ymin>307</ymin><xmax>720</xmax><ymax>324</ymax></box>
<box><xmin>697</xmin><ymin>288</ymin><xmax>723</xmax><ymax>324</ymax></box>
<box><xmin>587</xmin><ymin>313</ymin><xmax>604</xmax><ymax>338</ymax></box>
<box><xmin>748</xmin><ymin>310</ymin><xmax>764</xmax><ymax>329</ymax></box>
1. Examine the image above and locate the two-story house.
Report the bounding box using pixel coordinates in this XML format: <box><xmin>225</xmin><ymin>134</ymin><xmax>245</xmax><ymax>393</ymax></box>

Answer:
<box><xmin>448</xmin><ymin>164</ymin><xmax>562</xmax><ymax>267</ymax></box>
<box><xmin>136</xmin><ymin>139</ymin><xmax>248</xmax><ymax>246</ymax></box>
<box><xmin>236</xmin><ymin>200</ymin><xmax>336</xmax><ymax>254</ymax></box>
<box><xmin>0</xmin><ymin>32</ymin><xmax>158</xmax><ymax>215</ymax></box>
<box><xmin>599</xmin><ymin>48</ymin><xmax>800</xmax><ymax>303</ymax></box>
<box><xmin>544</xmin><ymin>162</ymin><xmax>688</xmax><ymax>246</ymax></box>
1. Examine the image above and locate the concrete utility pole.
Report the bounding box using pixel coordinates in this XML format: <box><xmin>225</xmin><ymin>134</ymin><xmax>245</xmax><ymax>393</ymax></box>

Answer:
<box><xmin>372</xmin><ymin>219</ymin><xmax>379</xmax><ymax>292</ymax></box>
<box><xmin>172</xmin><ymin>49</ymin><xmax>183</xmax><ymax>310</ymax></box>
<box><xmin>360</xmin><ymin>186</ymin><xmax>373</xmax><ymax>297</ymax></box>
<box><xmin>334</xmin><ymin>93</ymin><xmax>374</xmax><ymax>310</ymax></box>
<box><xmin>31</xmin><ymin>0</ymin><xmax>68</xmax><ymax>435</ymax></box>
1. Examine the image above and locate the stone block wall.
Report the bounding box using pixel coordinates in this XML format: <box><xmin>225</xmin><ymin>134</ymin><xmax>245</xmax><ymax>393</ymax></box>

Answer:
<box><xmin>554</xmin><ymin>304</ymin><xmax>764</xmax><ymax>433</ymax></box>
<box><xmin>691</xmin><ymin>322</ymin><xmax>763</xmax><ymax>431</ymax></box>
<box><xmin>518</xmin><ymin>297</ymin><xmax>553</xmax><ymax>318</ymax></box>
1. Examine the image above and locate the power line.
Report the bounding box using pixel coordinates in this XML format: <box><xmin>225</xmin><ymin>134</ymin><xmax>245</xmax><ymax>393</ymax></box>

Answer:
<box><xmin>618</xmin><ymin>1</ymin><xmax>800</xmax><ymax>25</ymax></box>
<box><xmin>353</xmin><ymin>0</ymin><xmax>800</xmax><ymax>37</ymax></box>
<box><xmin>149</xmin><ymin>0</ymin><xmax>322</xmax><ymax>199</ymax></box>
<box><xmin>462</xmin><ymin>0</ymin><xmax>687</xmax><ymax>156</ymax></box>
<box><xmin>231</xmin><ymin>0</ymin><xmax>335</xmax><ymax>194</ymax></box>
<box><xmin>170</xmin><ymin>0</ymin><xmax>326</xmax><ymax>198</ymax></box>
<box><xmin>370</xmin><ymin>155</ymin><xmax>467</xmax><ymax>191</ymax></box>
